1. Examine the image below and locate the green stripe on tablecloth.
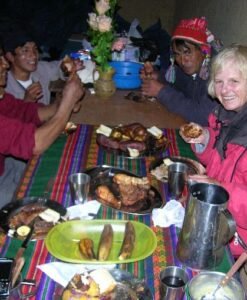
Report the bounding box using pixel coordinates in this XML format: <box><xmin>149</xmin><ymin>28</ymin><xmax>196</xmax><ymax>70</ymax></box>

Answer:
<box><xmin>175</xmin><ymin>129</ymin><xmax>197</xmax><ymax>159</ymax></box>
<box><xmin>215</xmin><ymin>248</ymin><xmax>232</xmax><ymax>273</ymax></box>
<box><xmin>4</xmin><ymin>238</ymin><xmax>36</xmax><ymax>278</ymax></box>
<box><xmin>27</xmin><ymin>135</ymin><xmax>68</xmax><ymax>197</ymax></box>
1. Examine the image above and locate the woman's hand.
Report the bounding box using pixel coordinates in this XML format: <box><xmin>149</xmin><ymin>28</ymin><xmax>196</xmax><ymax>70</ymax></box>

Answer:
<box><xmin>189</xmin><ymin>174</ymin><xmax>220</xmax><ymax>186</ymax></box>
<box><xmin>179</xmin><ymin>122</ymin><xmax>207</xmax><ymax>144</ymax></box>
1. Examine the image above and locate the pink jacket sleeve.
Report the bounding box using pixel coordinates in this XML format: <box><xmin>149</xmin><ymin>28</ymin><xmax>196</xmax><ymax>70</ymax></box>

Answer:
<box><xmin>0</xmin><ymin>93</ymin><xmax>42</xmax><ymax>159</ymax></box>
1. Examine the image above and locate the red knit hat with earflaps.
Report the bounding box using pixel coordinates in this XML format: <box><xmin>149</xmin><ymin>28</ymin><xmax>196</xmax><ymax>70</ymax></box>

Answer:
<box><xmin>172</xmin><ymin>17</ymin><xmax>208</xmax><ymax>45</ymax></box>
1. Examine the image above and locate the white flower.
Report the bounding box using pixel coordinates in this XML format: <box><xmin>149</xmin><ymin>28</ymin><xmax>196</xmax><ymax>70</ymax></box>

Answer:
<box><xmin>88</xmin><ymin>13</ymin><xmax>98</xmax><ymax>31</ymax></box>
<box><xmin>97</xmin><ymin>15</ymin><xmax>112</xmax><ymax>32</ymax></box>
<box><xmin>96</xmin><ymin>0</ymin><xmax>110</xmax><ymax>15</ymax></box>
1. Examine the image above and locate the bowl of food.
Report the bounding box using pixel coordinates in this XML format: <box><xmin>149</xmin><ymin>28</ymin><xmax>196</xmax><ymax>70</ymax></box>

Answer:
<box><xmin>188</xmin><ymin>271</ymin><xmax>245</xmax><ymax>300</ymax></box>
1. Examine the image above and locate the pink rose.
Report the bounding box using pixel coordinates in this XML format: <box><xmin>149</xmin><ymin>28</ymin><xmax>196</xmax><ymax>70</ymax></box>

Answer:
<box><xmin>97</xmin><ymin>15</ymin><xmax>112</xmax><ymax>32</ymax></box>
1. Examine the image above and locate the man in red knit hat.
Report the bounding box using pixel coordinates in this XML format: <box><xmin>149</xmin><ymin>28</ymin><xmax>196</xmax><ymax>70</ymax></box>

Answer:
<box><xmin>141</xmin><ymin>17</ymin><xmax>223</xmax><ymax>126</ymax></box>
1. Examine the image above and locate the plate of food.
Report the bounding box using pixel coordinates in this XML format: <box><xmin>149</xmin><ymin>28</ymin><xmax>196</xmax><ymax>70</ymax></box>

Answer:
<box><xmin>45</xmin><ymin>220</ymin><xmax>157</xmax><ymax>264</ymax></box>
<box><xmin>96</xmin><ymin>123</ymin><xmax>169</xmax><ymax>158</ymax></box>
<box><xmin>54</xmin><ymin>268</ymin><xmax>153</xmax><ymax>300</ymax></box>
<box><xmin>150</xmin><ymin>156</ymin><xmax>206</xmax><ymax>182</ymax></box>
<box><xmin>180</xmin><ymin>123</ymin><xmax>203</xmax><ymax>139</ymax></box>
<box><xmin>85</xmin><ymin>165</ymin><xmax>164</xmax><ymax>215</ymax></box>
<box><xmin>0</xmin><ymin>197</ymin><xmax>67</xmax><ymax>240</ymax></box>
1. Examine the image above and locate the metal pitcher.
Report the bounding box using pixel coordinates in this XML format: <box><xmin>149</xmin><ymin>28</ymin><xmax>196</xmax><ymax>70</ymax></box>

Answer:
<box><xmin>176</xmin><ymin>182</ymin><xmax>236</xmax><ymax>270</ymax></box>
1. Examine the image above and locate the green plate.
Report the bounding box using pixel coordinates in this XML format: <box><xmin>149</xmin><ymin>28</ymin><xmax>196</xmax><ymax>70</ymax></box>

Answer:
<box><xmin>45</xmin><ymin>220</ymin><xmax>157</xmax><ymax>264</ymax></box>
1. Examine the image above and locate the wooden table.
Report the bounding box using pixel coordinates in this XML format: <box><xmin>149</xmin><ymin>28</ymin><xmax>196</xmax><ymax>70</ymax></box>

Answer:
<box><xmin>50</xmin><ymin>79</ymin><xmax>186</xmax><ymax>128</ymax></box>
<box><xmin>68</xmin><ymin>89</ymin><xmax>186</xmax><ymax>128</ymax></box>
<box><xmin>47</xmin><ymin>80</ymin><xmax>182</xmax><ymax>128</ymax></box>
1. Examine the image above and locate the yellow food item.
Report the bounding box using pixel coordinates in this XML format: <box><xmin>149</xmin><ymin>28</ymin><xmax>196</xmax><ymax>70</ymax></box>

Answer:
<box><xmin>97</xmin><ymin>224</ymin><xmax>113</xmax><ymax>261</ymax></box>
<box><xmin>96</xmin><ymin>124</ymin><xmax>112</xmax><ymax>137</ymax></box>
<box><xmin>79</xmin><ymin>238</ymin><xmax>96</xmax><ymax>259</ymax></box>
<box><xmin>118</xmin><ymin>221</ymin><xmax>136</xmax><ymax>260</ymax></box>
<box><xmin>90</xmin><ymin>269</ymin><xmax>116</xmax><ymax>295</ymax></box>
<box><xmin>17</xmin><ymin>225</ymin><xmax>31</xmax><ymax>237</ymax></box>
<box><xmin>39</xmin><ymin>208</ymin><xmax>60</xmax><ymax>223</ymax></box>
<box><xmin>62</xmin><ymin>269</ymin><xmax>116</xmax><ymax>300</ymax></box>
<box><xmin>147</xmin><ymin>126</ymin><xmax>163</xmax><ymax>139</ymax></box>
<box><xmin>127</xmin><ymin>148</ymin><xmax>140</xmax><ymax>158</ymax></box>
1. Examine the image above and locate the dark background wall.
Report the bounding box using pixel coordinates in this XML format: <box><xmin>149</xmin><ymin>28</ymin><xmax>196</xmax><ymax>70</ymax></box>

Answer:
<box><xmin>118</xmin><ymin>0</ymin><xmax>247</xmax><ymax>46</ymax></box>
<box><xmin>1</xmin><ymin>0</ymin><xmax>246</xmax><ymax>57</ymax></box>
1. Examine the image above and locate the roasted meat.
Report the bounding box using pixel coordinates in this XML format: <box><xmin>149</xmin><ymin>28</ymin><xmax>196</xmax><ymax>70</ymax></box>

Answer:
<box><xmin>96</xmin><ymin>134</ymin><xmax>120</xmax><ymax>150</ymax></box>
<box><xmin>9</xmin><ymin>204</ymin><xmax>46</xmax><ymax>229</ymax></box>
<box><xmin>95</xmin><ymin>185</ymin><xmax>121</xmax><ymax>209</ymax></box>
<box><xmin>113</xmin><ymin>174</ymin><xmax>150</xmax><ymax>206</ymax></box>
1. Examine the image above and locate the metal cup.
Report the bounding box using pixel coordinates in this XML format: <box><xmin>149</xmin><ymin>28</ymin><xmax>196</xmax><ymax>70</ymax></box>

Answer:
<box><xmin>68</xmin><ymin>173</ymin><xmax>90</xmax><ymax>205</ymax></box>
<box><xmin>159</xmin><ymin>266</ymin><xmax>189</xmax><ymax>300</ymax></box>
<box><xmin>9</xmin><ymin>275</ymin><xmax>36</xmax><ymax>300</ymax></box>
<box><xmin>168</xmin><ymin>162</ymin><xmax>188</xmax><ymax>200</ymax></box>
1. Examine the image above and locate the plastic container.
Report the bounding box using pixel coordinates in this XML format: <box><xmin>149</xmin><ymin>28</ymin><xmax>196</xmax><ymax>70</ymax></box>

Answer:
<box><xmin>109</xmin><ymin>61</ymin><xmax>142</xmax><ymax>89</ymax></box>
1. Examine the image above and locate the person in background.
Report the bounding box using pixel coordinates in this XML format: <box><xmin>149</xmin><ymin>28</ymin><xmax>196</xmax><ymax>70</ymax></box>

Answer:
<box><xmin>0</xmin><ymin>39</ymin><xmax>85</xmax><ymax>207</ymax></box>
<box><xmin>141</xmin><ymin>17</ymin><xmax>223</xmax><ymax>126</ymax></box>
<box><xmin>179</xmin><ymin>44</ymin><xmax>247</xmax><ymax>258</ymax></box>
<box><xmin>3</xmin><ymin>30</ymin><xmax>84</xmax><ymax>105</ymax></box>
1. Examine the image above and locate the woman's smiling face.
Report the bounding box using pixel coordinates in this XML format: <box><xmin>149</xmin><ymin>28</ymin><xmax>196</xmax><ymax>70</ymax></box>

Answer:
<box><xmin>214</xmin><ymin>59</ymin><xmax>247</xmax><ymax>112</ymax></box>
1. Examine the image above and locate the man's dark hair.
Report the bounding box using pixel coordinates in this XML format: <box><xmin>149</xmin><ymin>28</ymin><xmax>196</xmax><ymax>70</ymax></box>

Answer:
<box><xmin>172</xmin><ymin>39</ymin><xmax>201</xmax><ymax>51</ymax></box>
<box><xmin>3</xmin><ymin>30</ymin><xmax>34</xmax><ymax>54</ymax></box>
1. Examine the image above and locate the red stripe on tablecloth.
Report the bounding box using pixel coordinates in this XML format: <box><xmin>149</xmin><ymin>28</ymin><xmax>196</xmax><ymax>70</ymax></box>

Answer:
<box><xmin>24</xmin><ymin>241</ymin><xmax>48</xmax><ymax>295</ymax></box>
<box><xmin>51</xmin><ymin>129</ymin><xmax>81</xmax><ymax>204</ymax></box>
<box><xmin>166</xmin><ymin>128</ymin><xmax>179</xmax><ymax>156</ymax></box>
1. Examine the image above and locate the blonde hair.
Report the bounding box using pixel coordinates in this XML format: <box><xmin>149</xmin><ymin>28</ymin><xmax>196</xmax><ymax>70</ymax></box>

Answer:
<box><xmin>208</xmin><ymin>44</ymin><xmax>247</xmax><ymax>98</ymax></box>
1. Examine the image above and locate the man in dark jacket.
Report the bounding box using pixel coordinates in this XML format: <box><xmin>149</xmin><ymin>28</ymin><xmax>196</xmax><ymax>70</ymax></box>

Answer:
<box><xmin>141</xmin><ymin>17</ymin><xmax>222</xmax><ymax>126</ymax></box>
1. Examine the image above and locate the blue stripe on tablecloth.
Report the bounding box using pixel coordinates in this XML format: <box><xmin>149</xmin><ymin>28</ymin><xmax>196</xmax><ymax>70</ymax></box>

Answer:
<box><xmin>0</xmin><ymin>236</ymin><xmax>11</xmax><ymax>257</ymax></box>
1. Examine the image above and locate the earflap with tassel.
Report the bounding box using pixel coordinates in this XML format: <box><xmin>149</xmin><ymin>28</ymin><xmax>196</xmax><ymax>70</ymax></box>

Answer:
<box><xmin>199</xmin><ymin>53</ymin><xmax>210</xmax><ymax>80</ymax></box>
<box><xmin>165</xmin><ymin>56</ymin><xmax>175</xmax><ymax>84</ymax></box>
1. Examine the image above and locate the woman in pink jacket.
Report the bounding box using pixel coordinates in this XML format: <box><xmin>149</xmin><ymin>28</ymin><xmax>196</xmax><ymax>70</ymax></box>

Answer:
<box><xmin>180</xmin><ymin>44</ymin><xmax>247</xmax><ymax>257</ymax></box>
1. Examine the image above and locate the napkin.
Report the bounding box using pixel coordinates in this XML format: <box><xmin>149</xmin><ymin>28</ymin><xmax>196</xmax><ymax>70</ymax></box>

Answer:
<box><xmin>66</xmin><ymin>200</ymin><xmax>101</xmax><ymax>220</ymax></box>
<box><xmin>152</xmin><ymin>200</ymin><xmax>185</xmax><ymax>228</ymax></box>
<box><xmin>37</xmin><ymin>262</ymin><xmax>116</xmax><ymax>287</ymax></box>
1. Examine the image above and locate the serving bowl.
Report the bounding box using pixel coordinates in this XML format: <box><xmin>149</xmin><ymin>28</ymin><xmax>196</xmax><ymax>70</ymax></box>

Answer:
<box><xmin>188</xmin><ymin>271</ymin><xmax>245</xmax><ymax>300</ymax></box>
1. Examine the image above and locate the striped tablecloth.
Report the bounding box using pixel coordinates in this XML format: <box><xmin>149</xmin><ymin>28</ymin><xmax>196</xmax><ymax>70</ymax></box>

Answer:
<box><xmin>0</xmin><ymin>125</ymin><xmax>232</xmax><ymax>299</ymax></box>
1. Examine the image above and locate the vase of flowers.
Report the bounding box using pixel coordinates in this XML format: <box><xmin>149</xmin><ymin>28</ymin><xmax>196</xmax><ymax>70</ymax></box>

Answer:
<box><xmin>88</xmin><ymin>0</ymin><xmax>117</xmax><ymax>98</ymax></box>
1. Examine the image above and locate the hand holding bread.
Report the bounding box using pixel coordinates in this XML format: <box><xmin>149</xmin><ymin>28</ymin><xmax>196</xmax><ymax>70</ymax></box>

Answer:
<box><xmin>179</xmin><ymin>122</ymin><xmax>206</xmax><ymax>144</ymax></box>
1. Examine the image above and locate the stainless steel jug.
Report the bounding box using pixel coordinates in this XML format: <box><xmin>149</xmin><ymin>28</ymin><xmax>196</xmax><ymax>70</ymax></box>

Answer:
<box><xmin>176</xmin><ymin>183</ymin><xmax>236</xmax><ymax>270</ymax></box>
